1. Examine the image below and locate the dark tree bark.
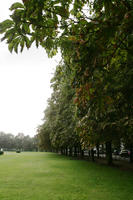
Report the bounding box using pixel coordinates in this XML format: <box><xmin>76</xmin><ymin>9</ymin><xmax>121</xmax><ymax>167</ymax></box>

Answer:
<box><xmin>79</xmin><ymin>146</ymin><xmax>84</xmax><ymax>157</ymax></box>
<box><xmin>55</xmin><ymin>149</ymin><xmax>57</xmax><ymax>153</ymax></box>
<box><xmin>81</xmin><ymin>149</ymin><xmax>84</xmax><ymax>157</ymax></box>
<box><xmin>91</xmin><ymin>148</ymin><xmax>95</xmax><ymax>162</ymax></box>
<box><xmin>74</xmin><ymin>146</ymin><xmax>77</xmax><ymax>157</ymax></box>
<box><xmin>129</xmin><ymin>144</ymin><xmax>133</xmax><ymax>163</ymax></box>
<box><xmin>69</xmin><ymin>148</ymin><xmax>72</xmax><ymax>156</ymax></box>
<box><xmin>106</xmin><ymin>141</ymin><xmax>113</xmax><ymax>165</ymax></box>
<box><xmin>96</xmin><ymin>143</ymin><xmax>100</xmax><ymax>159</ymax></box>
<box><xmin>61</xmin><ymin>148</ymin><xmax>63</xmax><ymax>155</ymax></box>
<box><xmin>88</xmin><ymin>150</ymin><xmax>91</xmax><ymax>158</ymax></box>
<box><xmin>65</xmin><ymin>147</ymin><xmax>68</xmax><ymax>156</ymax></box>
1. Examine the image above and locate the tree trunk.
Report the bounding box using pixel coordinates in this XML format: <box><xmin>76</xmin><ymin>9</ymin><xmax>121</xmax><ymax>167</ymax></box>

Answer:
<box><xmin>106</xmin><ymin>141</ymin><xmax>113</xmax><ymax>165</ymax></box>
<box><xmin>69</xmin><ymin>148</ymin><xmax>72</xmax><ymax>156</ymax></box>
<box><xmin>65</xmin><ymin>147</ymin><xmax>68</xmax><ymax>156</ymax></box>
<box><xmin>96</xmin><ymin>143</ymin><xmax>100</xmax><ymax>159</ymax></box>
<box><xmin>79</xmin><ymin>146</ymin><xmax>84</xmax><ymax>157</ymax></box>
<box><xmin>77</xmin><ymin>146</ymin><xmax>79</xmax><ymax>157</ymax></box>
<box><xmin>88</xmin><ymin>150</ymin><xmax>91</xmax><ymax>158</ymax></box>
<box><xmin>81</xmin><ymin>149</ymin><xmax>84</xmax><ymax>157</ymax></box>
<box><xmin>129</xmin><ymin>144</ymin><xmax>133</xmax><ymax>163</ymax></box>
<box><xmin>91</xmin><ymin>148</ymin><xmax>95</xmax><ymax>162</ymax></box>
<box><xmin>101</xmin><ymin>144</ymin><xmax>104</xmax><ymax>153</ymax></box>
<box><xmin>55</xmin><ymin>148</ymin><xmax>58</xmax><ymax>153</ymax></box>
<box><xmin>74</xmin><ymin>146</ymin><xmax>77</xmax><ymax>157</ymax></box>
<box><xmin>61</xmin><ymin>148</ymin><xmax>63</xmax><ymax>155</ymax></box>
<box><xmin>61</xmin><ymin>148</ymin><xmax>65</xmax><ymax>155</ymax></box>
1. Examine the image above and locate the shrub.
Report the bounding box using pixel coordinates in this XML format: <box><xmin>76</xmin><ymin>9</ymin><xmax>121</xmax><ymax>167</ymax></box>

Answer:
<box><xmin>0</xmin><ymin>151</ymin><xmax>4</xmax><ymax>155</ymax></box>
<box><xmin>16</xmin><ymin>150</ymin><xmax>21</xmax><ymax>153</ymax></box>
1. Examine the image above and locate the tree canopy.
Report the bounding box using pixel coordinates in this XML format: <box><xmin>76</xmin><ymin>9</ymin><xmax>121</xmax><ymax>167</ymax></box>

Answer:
<box><xmin>0</xmin><ymin>132</ymin><xmax>37</xmax><ymax>151</ymax></box>
<box><xmin>0</xmin><ymin>0</ymin><xmax>133</xmax><ymax>164</ymax></box>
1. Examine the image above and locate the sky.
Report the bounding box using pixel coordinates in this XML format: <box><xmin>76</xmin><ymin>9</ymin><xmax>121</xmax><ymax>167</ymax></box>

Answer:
<box><xmin>0</xmin><ymin>0</ymin><xmax>60</xmax><ymax>137</ymax></box>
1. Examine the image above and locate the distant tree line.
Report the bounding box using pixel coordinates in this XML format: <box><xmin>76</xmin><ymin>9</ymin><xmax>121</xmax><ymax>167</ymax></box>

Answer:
<box><xmin>0</xmin><ymin>132</ymin><xmax>37</xmax><ymax>151</ymax></box>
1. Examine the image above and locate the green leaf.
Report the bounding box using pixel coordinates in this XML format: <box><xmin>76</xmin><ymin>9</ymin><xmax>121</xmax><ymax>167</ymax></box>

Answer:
<box><xmin>48</xmin><ymin>49</ymin><xmax>57</xmax><ymax>58</ymax></box>
<box><xmin>10</xmin><ymin>2</ymin><xmax>24</xmax><ymax>11</ymax></box>
<box><xmin>8</xmin><ymin>42</ymin><xmax>14</xmax><ymax>53</ymax></box>
<box><xmin>0</xmin><ymin>20</ymin><xmax>14</xmax><ymax>33</ymax></box>
<box><xmin>35</xmin><ymin>39</ymin><xmax>39</xmax><ymax>48</ymax></box>
<box><xmin>22</xmin><ymin>23</ymin><xmax>30</xmax><ymax>34</ymax></box>
<box><xmin>1</xmin><ymin>27</ymin><xmax>15</xmax><ymax>42</ymax></box>
<box><xmin>20</xmin><ymin>40</ymin><xmax>25</xmax><ymax>52</ymax></box>
<box><xmin>14</xmin><ymin>41</ymin><xmax>19</xmax><ymax>53</ymax></box>
<box><xmin>25</xmin><ymin>37</ymin><xmax>31</xmax><ymax>48</ymax></box>
<box><xmin>54</xmin><ymin>6</ymin><xmax>68</xmax><ymax>18</ymax></box>
<box><xmin>1</xmin><ymin>36</ymin><xmax>6</xmax><ymax>42</ymax></box>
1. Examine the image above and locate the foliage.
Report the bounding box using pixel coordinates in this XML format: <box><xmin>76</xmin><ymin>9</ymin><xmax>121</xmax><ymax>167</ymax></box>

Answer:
<box><xmin>37</xmin><ymin>63</ymin><xmax>80</xmax><ymax>151</ymax></box>
<box><xmin>16</xmin><ymin>150</ymin><xmax>21</xmax><ymax>153</ymax></box>
<box><xmin>0</xmin><ymin>150</ymin><xmax>4</xmax><ymax>155</ymax></box>
<box><xmin>0</xmin><ymin>0</ymin><xmax>133</xmax><ymax>163</ymax></box>
<box><xmin>0</xmin><ymin>132</ymin><xmax>37</xmax><ymax>151</ymax></box>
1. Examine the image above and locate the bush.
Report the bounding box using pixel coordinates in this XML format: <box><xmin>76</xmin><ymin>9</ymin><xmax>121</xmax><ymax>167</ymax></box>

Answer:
<box><xmin>0</xmin><ymin>150</ymin><xmax>4</xmax><ymax>155</ymax></box>
<box><xmin>16</xmin><ymin>150</ymin><xmax>21</xmax><ymax>153</ymax></box>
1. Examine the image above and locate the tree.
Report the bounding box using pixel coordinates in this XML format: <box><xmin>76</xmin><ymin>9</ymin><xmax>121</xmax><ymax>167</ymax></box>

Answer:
<box><xmin>0</xmin><ymin>0</ymin><xmax>133</xmax><ymax>164</ymax></box>
<box><xmin>37</xmin><ymin>123</ymin><xmax>52</xmax><ymax>152</ymax></box>
<box><xmin>0</xmin><ymin>132</ymin><xmax>37</xmax><ymax>151</ymax></box>
<box><xmin>37</xmin><ymin>63</ymin><xmax>80</xmax><ymax>155</ymax></box>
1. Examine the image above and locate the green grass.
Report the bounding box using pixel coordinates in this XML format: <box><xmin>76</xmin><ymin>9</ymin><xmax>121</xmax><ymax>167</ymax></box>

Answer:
<box><xmin>0</xmin><ymin>152</ymin><xmax>133</xmax><ymax>200</ymax></box>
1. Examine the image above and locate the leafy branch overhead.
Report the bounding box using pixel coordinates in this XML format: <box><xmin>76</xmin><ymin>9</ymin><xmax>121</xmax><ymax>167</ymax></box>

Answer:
<box><xmin>0</xmin><ymin>0</ymin><xmax>83</xmax><ymax>54</ymax></box>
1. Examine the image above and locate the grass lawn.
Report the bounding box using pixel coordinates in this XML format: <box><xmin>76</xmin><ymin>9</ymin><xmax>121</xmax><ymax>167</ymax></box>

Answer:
<box><xmin>0</xmin><ymin>152</ymin><xmax>133</xmax><ymax>200</ymax></box>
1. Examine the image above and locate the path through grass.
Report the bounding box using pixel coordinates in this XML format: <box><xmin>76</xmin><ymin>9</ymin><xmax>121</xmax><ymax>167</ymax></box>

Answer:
<box><xmin>0</xmin><ymin>152</ymin><xmax>133</xmax><ymax>200</ymax></box>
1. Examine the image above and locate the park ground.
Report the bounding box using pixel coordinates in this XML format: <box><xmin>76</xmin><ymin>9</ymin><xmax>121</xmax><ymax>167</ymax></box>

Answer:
<box><xmin>0</xmin><ymin>152</ymin><xmax>133</xmax><ymax>200</ymax></box>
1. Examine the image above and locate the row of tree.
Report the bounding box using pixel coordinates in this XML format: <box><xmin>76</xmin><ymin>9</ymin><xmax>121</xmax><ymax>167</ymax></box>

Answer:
<box><xmin>0</xmin><ymin>132</ymin><xmax>37</xmax><ymax>151</ymax></box>
<box><xmin>0</xmin><ymin>0</ymin><xmax>133</xmax><ymax>164</ymax></box>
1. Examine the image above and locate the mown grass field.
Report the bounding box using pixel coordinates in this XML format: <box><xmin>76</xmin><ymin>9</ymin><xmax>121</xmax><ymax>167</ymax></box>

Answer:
<box><xmin>0</xmin><ymin>152</ymin><xmax>133</xmax><ymax>200</ymax></box>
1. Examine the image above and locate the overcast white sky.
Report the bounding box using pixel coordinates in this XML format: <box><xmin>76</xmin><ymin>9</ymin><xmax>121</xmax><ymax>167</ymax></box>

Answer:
<box><xmin>0</xmin><ymin>0</ymin><xmax>60</xmax><ymax>136</ymax></box>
